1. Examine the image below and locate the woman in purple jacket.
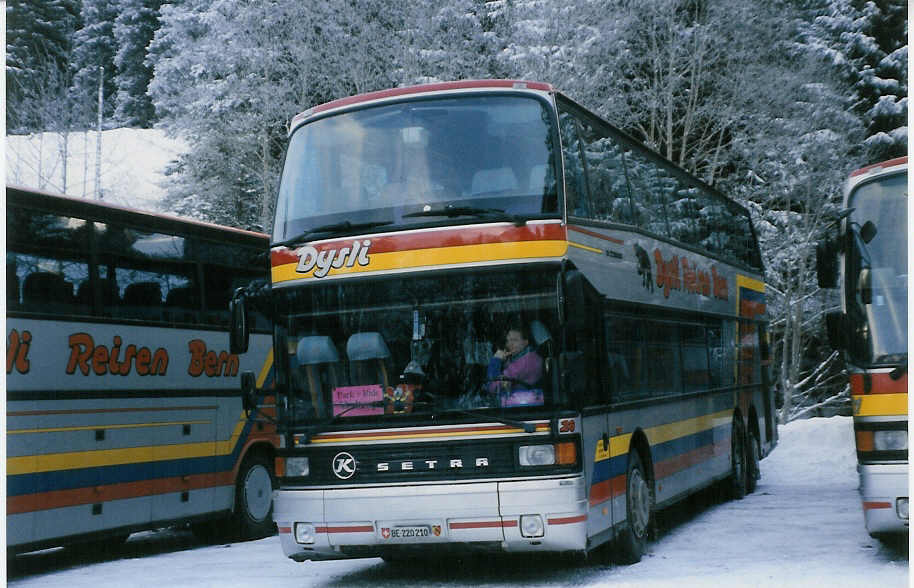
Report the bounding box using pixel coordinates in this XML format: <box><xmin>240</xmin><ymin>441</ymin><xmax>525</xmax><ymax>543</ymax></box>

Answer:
<box><xmin>487</xmin><ymin>326</ymin><xmax>544</xmax><ymax>406</ymax></box>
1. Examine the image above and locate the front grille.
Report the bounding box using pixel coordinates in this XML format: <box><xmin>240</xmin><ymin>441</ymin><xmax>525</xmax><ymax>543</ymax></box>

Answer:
<box><xmin>282</xmin><ymin>438</ymin><xmax>578</xmax><ymax>485</ymax></box>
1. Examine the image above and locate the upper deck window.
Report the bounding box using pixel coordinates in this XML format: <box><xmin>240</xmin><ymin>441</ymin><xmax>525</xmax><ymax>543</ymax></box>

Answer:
<box><xmin>274</xmin><ymin>95</ymin><xmax>559</xmax><ymax>242</ymax></box>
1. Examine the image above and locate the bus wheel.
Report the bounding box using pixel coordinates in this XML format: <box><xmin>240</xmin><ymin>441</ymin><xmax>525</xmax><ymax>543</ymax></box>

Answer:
<box><xmin>728</xmin><ymin>419</ymin><xmax>748</xmax><ymax>500</ymax></box>
<box><xmin>615</xmin><ymin>450</ymin><xmax>652</xmax><ymax>564</ymax></box>
<box><xmin>234</xmin><ymin>452</ymin><xmax>276</xmax><ymax>539</ymax></box>
<box><xmin>746</xmin><ymin>429</ymin><xmax>761</xmax><ymax>494</ymax></box>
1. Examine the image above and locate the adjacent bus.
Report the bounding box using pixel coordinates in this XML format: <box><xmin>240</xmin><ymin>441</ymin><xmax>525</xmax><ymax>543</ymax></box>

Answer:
<box><xmin>817</xmin><ymin>157</ymin><xmax>908</xmax><ymax>536</ymax></box>
<box><xmin>6</xmin><ymin>186</ymin><xmax>278</xmax><ymax>553</ymax></box>
<box><xmin>232</xmin><ymin>80</ymin><xmax>778</xmax><ymax>563</ymax></box>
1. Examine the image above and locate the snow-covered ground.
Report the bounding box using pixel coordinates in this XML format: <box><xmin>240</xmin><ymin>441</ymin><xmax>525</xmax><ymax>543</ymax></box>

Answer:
<box><xmin>5</xmin><ymin>129</ymin><xmax>185</xmax><ymax>212</ymax></box>
<box><xmin>8</xmin><ymin>416</ymin><xmax>909</xmax><ymax>587</ymax></box>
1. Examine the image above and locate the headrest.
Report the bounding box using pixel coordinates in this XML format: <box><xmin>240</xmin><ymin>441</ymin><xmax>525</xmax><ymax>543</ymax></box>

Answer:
<box><xmin>346</xmin><ymin>332</ymin><xmax>391</xmax><ymax>361</ymax></box>
<box><xmin>529</xmin><ymin>320</ymin><xmax>551</xmax><ymax>346</ymax></box>
<box><xmin>296</xmin><ymin>336</ymin><xmax>340</xmax><ymax>366</ymax></box>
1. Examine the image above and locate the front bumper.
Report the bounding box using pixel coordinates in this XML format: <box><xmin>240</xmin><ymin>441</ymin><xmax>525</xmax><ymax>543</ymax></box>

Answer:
<box><xmin>859</xmin><ymin>462</ymin><xmax>909</xmax><ymax>535</ymax></box>
<box><xmin>274</xmin><ymin>474</ymin><xmax>587</xmax><ymax>560</ymax></box>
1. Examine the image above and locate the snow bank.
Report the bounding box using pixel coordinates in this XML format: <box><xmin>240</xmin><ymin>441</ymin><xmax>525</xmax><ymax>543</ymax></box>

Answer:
<box><xmin>5</xmin><ymin>128</ymin><xmax>186</xmax><ymax>213</ymax></box>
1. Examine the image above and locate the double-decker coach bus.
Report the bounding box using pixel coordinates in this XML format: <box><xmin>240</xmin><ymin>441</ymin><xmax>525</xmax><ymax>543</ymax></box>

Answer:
<box><xmin>817</xmin><ymin>157</ymin><xmax>908</xmax><ymax>537</ymax></box>
<box><xmin>231</xmin><ymin>80</ymin><xmax>778</xmax><ymax>563</ymax></box>
<box><xmin>6</xmin><ymin>186</ymin><xmax>278</xmax><ymax>553</ymax></box>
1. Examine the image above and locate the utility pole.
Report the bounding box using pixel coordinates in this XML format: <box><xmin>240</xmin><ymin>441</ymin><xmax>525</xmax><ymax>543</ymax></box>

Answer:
<box><xmin>95</xmin><ymin>65</ymin><xmax>103</xmax><ymax>200</ymax></box>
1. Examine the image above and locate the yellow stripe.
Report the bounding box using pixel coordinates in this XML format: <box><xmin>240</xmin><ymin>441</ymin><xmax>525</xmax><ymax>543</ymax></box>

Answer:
<box><xmin>594</xmin><ymin>409</ymin><xmax>734</xmax><ymax>462</ymax></box>
<box><xmin>273</xmin><ymin>240</ymin><xmax>568</xmax><ymax>283</ymax></box>
<box><xmin>853</xmin><ymin>393</ymin><xmax>908</xmax><ymax>417</ymax></box>
<box><xmin>736</xmin><ymin>274</ymin><xmax>765</xmax><ymax>293</ymax></box>
<box><xmin>569</xmin><ymin>241</ymin><xmax>602</xmax><ymax>254</ymax></box>
<box><xmin>310</xmin><ymin>423</ymin><xmax>550</xmax><ymax>444</ymax></box>
<box><xmin>8</xmin><ymin>420</ymin><xmax>210</xmax><ymax>435</ymax></box>
<box><xmin>9</xmin><ymin>412</ymin><xmax>251</xmax><ymax>476</ymax></box>
<box><xmin>256</xmin><ymin>347</ymin><xmax>274</xmax><ymax>389</ymax></box>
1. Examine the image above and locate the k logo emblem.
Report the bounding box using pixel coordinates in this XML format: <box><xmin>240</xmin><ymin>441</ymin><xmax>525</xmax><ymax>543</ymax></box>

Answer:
<box><xmin>332</xmin><ymin>452</ymin><xmax>357</xmax><ymax>480</ymax></box>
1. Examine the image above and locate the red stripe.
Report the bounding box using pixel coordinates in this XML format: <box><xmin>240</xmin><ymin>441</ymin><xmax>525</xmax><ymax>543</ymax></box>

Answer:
<box><xmin>7</xmin><ymin>471</ymin><xmax>235</xmax><ymax>514</ymax></box>
<box><xmin>654</xmin><ymin>437</ymin><xmax>730</xmax><ymax>481</ymax></box>
<box><xmin>308</xmin><ymin>80</ymin><xmax>553</xmax><ymax>117</ymax></box>
<box><xmin>272</xmin><ymin>223</ymin><xmax>567</xmax><ymax>266</ymax></box>
<box><xmin>863</xmin><ymin>501</ymin><xmax>892</xmax><ymax>511</ymax></box>
<box><xmin>850</xmin><ymin>373</ymin><xmax>908</xmax><ymax>395</ymax></box>
<box><xmin>316</xmin><ymin>525</ymin><xmax>374</xmax><ymax>534</ymax></box>
<box><xmin>278</xmin><ymin>526</ymin><xmax>292</xmax><ymax>534</ymax></box>
<box><xmin>589</xmin><ymin>474</ymin><xmax>626</xmax><ymax>506</ymax></box>
<box><xmin>547</xmin><ymin>514</ymin><xmax>587</xmax><ymax>525</ymax></box>
<box><xmin>850</xmin><ymin>156</ymin><xmax>907</xmax><ymax>177</ymax></box>
<box><xmin>568</xmin><ymin>225</ymin><xmax>624</xmax><ymax>245</ymax></box>
<box><xmin>448</xmin><ymin>520</ymin><xmax>517</xmax><ymax>530</ymax></box>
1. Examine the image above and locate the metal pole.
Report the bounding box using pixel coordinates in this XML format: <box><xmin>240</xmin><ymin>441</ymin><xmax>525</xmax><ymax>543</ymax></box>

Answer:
<box><xmin>96</xmin><ymin>65</ymin><xmax>103</xmax><ymax>200</ymax></box>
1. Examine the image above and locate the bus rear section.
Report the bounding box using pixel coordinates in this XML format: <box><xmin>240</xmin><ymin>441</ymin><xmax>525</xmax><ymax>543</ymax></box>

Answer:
<box><xmin>818</xmin><ymin>157</ymin><xmax>908</xmax><ymax>536</ymax></box>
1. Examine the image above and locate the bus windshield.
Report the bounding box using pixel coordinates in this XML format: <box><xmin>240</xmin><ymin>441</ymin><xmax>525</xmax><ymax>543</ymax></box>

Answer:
<box><xmin>273</xmin><ymin>95</ymin><xmax>559</xmax><ymax>243</ymax></box>
<box><xmin>275</xmin><ymin>267</ymin><xmax>563</xmax><ymax>426</ymax></box>
<box><xmin>847</xmin><ymin>171</ymin><xmax>907</xmax><ymax>364</ymax></box>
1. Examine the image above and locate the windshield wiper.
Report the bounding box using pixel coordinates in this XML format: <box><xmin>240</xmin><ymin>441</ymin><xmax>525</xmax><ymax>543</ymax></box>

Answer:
<box><xmin>420</xmin><ymin>390</ymin><xmax>537</xmax><ymax>433</ymax></box>
<box><xmin>403</xmin><ymin>205</ymin><xmax>528</xmax><ymax>226</ymax></box>
<box><xmin>889</xmin><ymin>361</ymin><xmax>907</xmax><ymax>380</ymax></box>
<box><xmin>273</xmin><ymin>220</ymin><xmax>394</xmax><ymax>248</ymax></box>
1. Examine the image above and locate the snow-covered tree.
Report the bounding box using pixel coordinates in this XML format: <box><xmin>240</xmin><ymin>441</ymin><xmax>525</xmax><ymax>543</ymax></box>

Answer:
<box><xmin>6</xmin><ymin>0</ymin><xmax>80</xmax><ymax>133</ymax></box>
<box><xmin>113</xmin><ymin>0</ymin><xmax>163</xmax><ymax>127</ymax></box>
<box><xmin>71</xmin><ymin>0</ymin><xmax>120</xmax><ymax>126</ymax></box>
<box><xmin>800</xmin><ymin>0</ymin><xmax>907</xmax><ymax>163</ymax></box>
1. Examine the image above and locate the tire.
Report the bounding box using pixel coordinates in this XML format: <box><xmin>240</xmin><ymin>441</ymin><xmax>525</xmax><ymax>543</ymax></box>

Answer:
<box><xmin>746</xmin><ymin>428</ymin><xmax>761</xmax><ymax>494</ymax></box>
<box><xmin>233</xmin><ymin>452</ymin><xmax>276</xmax><ymax>540</ymax></box>
<box><xmin>614</xmin><ymin>450</ymin><xmax>652</xmax><ymax>564</ymax></box>
<box><xmin>728</xmin><ymin>418</ymin><xmax>748</xmax><ymax>500</ymax></box>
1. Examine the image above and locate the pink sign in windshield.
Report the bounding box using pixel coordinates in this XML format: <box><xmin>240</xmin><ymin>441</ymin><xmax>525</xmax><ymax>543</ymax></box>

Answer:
<box><xmin>332</xmin><ymin>385</ymin><xmax>384</xmax><ymax>416</ymax></box>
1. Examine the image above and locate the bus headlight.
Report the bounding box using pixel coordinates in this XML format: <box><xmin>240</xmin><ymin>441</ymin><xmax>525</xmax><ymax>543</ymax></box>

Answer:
<box><xmin>285</xmin><ymin>456</ymin><xmax>310</xmax><ymax>477</ymax></box>
<box><xmin>520</xmin><ymin>514</ymin><xmax>545</xmax><ymax>538</ymax></box>
<box><xmin>294</xmin><ymin>522</ymin><xmax>316</xmax><ymax>544</ymax></box>
<box><xmin>518</xmin><ymin>442</ymin><xmax>577</xmax><ymax>466</ymax></box>
<box><xmin>519</xmin><ymin>444</ymin><xmax>555</xmax><ymax>466</ymax></box>
<box><xmin>873</xmin><ymin>431</ymin><xmax>907</xmax><ymax>451</ymax></box>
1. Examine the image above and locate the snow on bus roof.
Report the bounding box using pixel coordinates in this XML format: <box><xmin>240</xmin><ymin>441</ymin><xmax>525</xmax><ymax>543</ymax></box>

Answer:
<box><xmin>291</xmin><ymin>80</ymin><xmax>553</xmax><ymax>128</ymax></box>
<box><xmin>849</xmin><ymin>156</ymin><xmax>907</xmax><ymax>177</ymax></box>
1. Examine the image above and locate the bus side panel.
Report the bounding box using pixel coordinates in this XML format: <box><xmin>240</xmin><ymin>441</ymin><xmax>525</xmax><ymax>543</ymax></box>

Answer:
<box><xmin>6</xmin><ymin>318</ymin><xmax>273</xmax><ymax>549</ymax></box>
<box><xmin>607</xmin><ymin>392</ymin><xmax>733</xmax><ymax>515</ymax></box>
<box><xmin>582</xmin><ymin>411</ymin><xmax>615</xmax><ymax>543</ymax></box>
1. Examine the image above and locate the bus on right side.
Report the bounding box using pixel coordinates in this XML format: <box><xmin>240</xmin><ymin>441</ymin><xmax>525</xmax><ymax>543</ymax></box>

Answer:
<box><xmin>817</xmin><ymin>156</ymin><xmax>908</xmax><ymax>537</ymax></box>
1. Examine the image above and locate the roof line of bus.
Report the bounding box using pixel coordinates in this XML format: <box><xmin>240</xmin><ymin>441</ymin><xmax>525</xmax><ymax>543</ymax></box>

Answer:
<box><xmin>6</xmin><ymin>184</ymin><xmax>268</xmax><ymax>239</ymax></box>
<box><xmin>290</xmin><ymin>80</ymin><xmax>553</xmax><ymax>128</ymax></box>
<box><xmin>849</xmin><ymin>156</ymin><xmax>907</xmax><ymax>177</ymax></box>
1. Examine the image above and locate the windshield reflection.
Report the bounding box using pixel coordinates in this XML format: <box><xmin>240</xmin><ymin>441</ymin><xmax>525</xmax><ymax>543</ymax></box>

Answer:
<box><xmin>277</xmin><ymin>269</ymin><xmax>563</xmax><ymax>425</ymax></box>
<box><xmin>847</xmin><ymin>171</ymin><xmax>907</xmax><ymax>364</ymax></box>
<box><xmin>274</xmin><ymin>95</ymin><xmax>559</xmax><ymax>242</ymax></box>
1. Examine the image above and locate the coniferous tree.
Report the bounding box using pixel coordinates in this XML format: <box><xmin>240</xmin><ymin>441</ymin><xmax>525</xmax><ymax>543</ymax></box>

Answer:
<box><xmin>113</xmin><ymin>0</ymin><xmax>163</xmax><ymax>127</ymax></box>
<box><xmin>71</xmin><ymin>0</ymin><xmax>120</xmax><ymax>127</ymax></box>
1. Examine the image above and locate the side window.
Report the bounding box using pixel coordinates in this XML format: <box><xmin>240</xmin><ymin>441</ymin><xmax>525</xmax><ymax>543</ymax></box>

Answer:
<box><xmin>197</xmin><ymin>240</ymin><xmax>269</xmax><ymax>330</ymax></box>
<box><xmin>623</xmin><ymin>147</ymin><xmax>670</xmax><ymax>237</ymax></box>
<box><xmin>576</xmin><ymin>116</ymin><xmax>636</xmax><ymax>224</ymax></box>
<box><xmin>605</xmin><ymin>316</ymin><xmax>643</xmax><ymax>401</ymax></box>
<box><xmin>643</xmin><ymin>321</ymin><xmax>681</xmax><ymax>395</ymax></box>
<box><xmin>97</xmin><ymin>224</ymin><xmax>197</xmax><ymax>323</ymax></box>
<box><xmin>662</xmin><ymin>171</ymin><xmax>701</xmax><ymax>247</ymax></box>
<box><xmin>557</xmin><ymin>107</ymin><xmax>592</xmax><ymax>217</ymax></box>
<box><xmin>7</xmin><ymin>205</ymin><xmax>91</xmax><ymax>316</ymax></box>
<box><xmin>680</xmin><ymin>323</ymin><xmax>710</xmax><ymax>392</ymax></box>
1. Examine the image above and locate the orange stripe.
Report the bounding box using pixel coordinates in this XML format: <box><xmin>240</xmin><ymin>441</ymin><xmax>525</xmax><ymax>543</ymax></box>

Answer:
<box><xmin>449</xmin><ymin>520</ymin><xmax>517</xmax><ymax>529</ymax></box>
<box><xmin>316</xmin><ymin>525</ymin><xmax>374</xmax><ymax>533</ymax></box>
<box><xmin>7</xmin><ymin>471</ymin><xmax>234</xmax><ymax>514</ymax></box>
<box><xmin>863</xmin><ymin>501</ymin><xmax>892</xmax><ymax>511</ymax></box>
<box><xmin>568</xmin><ymin>225</ymin><xmax>624</xmax><ymax>245</ymax></box>
<box><xmin>653</xmin><ymin>437</ymin><xmax>729</xmax><ymax>480</ymax></box>
<box><xmin>8</xmin><ymin>405</ymin><xmax>219</xmax><ymax>417</ymax></box>
<box><xmin>850</xmin><ymin>372</ymin><xmax>908</xmax><ymax>395</ymax></box>
<box><xmin>278</xmin><ymin>526</ymin><xmax>292</xmax><ymax>534</ymax></box>
<box><xmin>589</xmin><ymin>474</ymin><xmax>626</xmax><ymax>506</ymax></box>
<box><xmin>547</xmin><ymin>514</ymin><xmax>587</xmax><ymax>525</ymax></box>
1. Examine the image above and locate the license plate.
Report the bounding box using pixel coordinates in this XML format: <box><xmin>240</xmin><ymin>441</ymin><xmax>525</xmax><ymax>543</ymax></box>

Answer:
<box><xmin>378</xmin><ymin>524</ymin><xmax>441</xmax><ymax>541</ymax></box>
